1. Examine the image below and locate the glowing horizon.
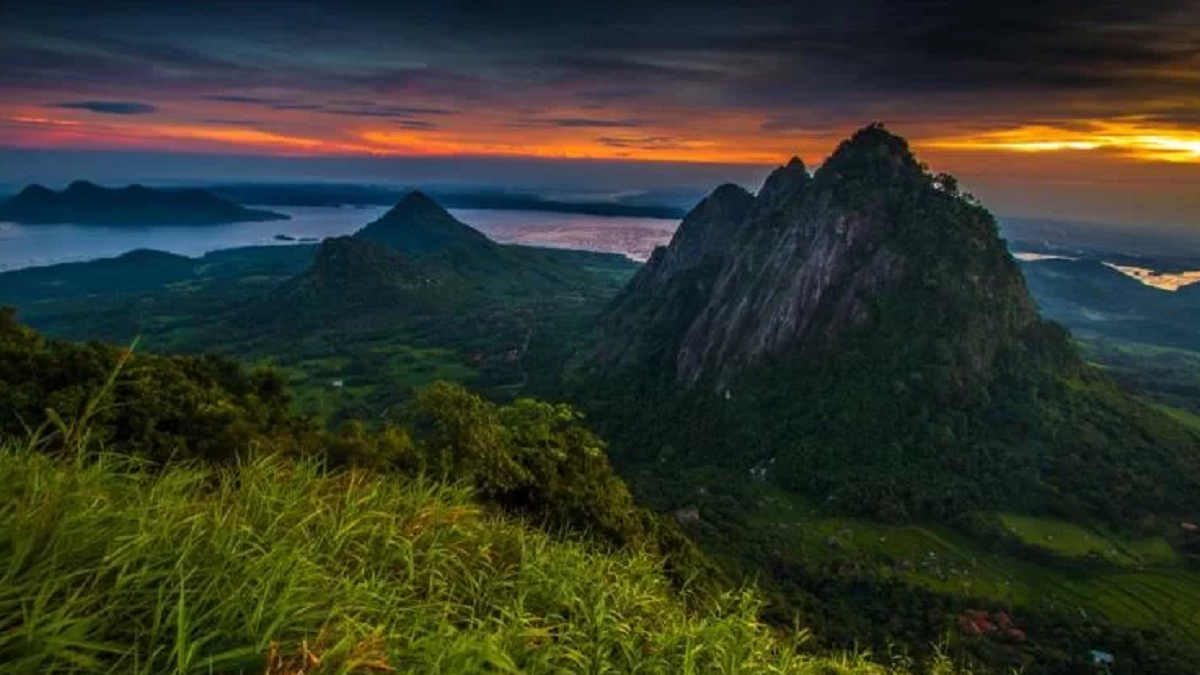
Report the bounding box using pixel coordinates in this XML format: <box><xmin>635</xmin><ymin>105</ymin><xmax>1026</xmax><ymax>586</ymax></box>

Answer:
<box><xmin>2</xmin><ymin>1</ymin><xmax>1198</xmax><ymax>229</ymax></box>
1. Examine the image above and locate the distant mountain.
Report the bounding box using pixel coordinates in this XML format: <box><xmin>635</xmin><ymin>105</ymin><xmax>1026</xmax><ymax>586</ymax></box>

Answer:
<box><xmin>588</xmin><ymin>124</ymin><xmax>1200</xmax><ymax>524</ymax></box>
<box><xmin>209</xmin><ymin>183</ymin><xmax>688</xmax><ymax>218</ymax></box>
<box><xmin>0</xmin><ymin>181</ymin><xmax>288</xmax><ymax>225</ymax></box>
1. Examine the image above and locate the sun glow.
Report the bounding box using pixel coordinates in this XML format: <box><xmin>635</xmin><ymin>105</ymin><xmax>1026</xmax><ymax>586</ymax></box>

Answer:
<box><xmin>927</xmin><ymin>120</ymin><xmax>1200</xmax><ymax>163</ymax></box>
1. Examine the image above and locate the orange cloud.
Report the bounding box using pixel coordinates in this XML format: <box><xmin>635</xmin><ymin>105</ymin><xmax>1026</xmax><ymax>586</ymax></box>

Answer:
<box><xmin>925</xmin><ymin>119</ymin><xmax>1200</xmax><ymax>164</ymax></box>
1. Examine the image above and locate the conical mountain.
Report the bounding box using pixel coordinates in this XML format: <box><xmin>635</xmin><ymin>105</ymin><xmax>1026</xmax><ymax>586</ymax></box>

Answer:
<box><xmin>590</xmin><ymin>124</ymin><xmax>1200</xmax><ymax>523</ymax></box>
<box><xmin>356</xmin><ymin>191</ymin><xmax>495</xmax><ymax>258</ymax></box>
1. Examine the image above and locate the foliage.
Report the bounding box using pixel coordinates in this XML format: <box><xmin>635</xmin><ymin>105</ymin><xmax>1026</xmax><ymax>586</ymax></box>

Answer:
<box><xmin>0</xmin><ymin>314</ymin><xmax>695</xmax><ymax>568</ymax></box>
<box><xmin>0</xmin><ymin>306</ymin><xmax>299</xmax><ymax>463</ymax></box>
<box><xmin>0</xmin><ymin>448</ymin><xmax>932</xmax><ymax>675</ymax></box>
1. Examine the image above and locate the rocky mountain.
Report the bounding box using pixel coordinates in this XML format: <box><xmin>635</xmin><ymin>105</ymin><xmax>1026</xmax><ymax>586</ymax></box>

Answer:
<box><xmin>0</xmin><ymin>181</ymin><xmax>287</xmax><ymax>225</ymax></box>
<box><xmin>603</xmin><ymin>124</ymin><xmax>1038</xmax><ymax>390</ymax></box>
<box><xmin>589</xmin><ymin>124</ymin><xmax>1200</xmax><ymax>524</ymax></box>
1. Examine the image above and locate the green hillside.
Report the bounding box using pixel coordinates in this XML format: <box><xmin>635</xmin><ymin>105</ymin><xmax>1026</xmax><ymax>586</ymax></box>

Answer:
<box><xmin>0</xmin><ymin>315</ymin><xmax>965</xmax><ymax>675</ymax></box>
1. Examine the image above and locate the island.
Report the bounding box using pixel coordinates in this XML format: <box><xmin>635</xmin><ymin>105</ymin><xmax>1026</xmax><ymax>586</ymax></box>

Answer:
<box><xmin>0</xmin><ymin>181</ymin><xmax>289</xmax><ymax>226</ymax></box>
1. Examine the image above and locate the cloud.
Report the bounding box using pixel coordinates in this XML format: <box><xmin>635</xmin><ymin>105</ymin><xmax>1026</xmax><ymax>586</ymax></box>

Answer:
<box><xmin>323</xmin><ymin>105</ymin><xmax>455</xmax><ymax>118</ymax></box>
<box><xmin>200</xmin><ymin>118</ymin><xmax>268</xmax><ymax>126</ymax></box>
<box><xmin>597</xmin><ymin>135</ymin><xmax>693</xmax><ymax>151</ymax></box>
<box><xmin>394</xmin><ymin>120</ymin><xmax>439</xmax><ymax>130</ymax></box>
<box><xmin>202</xmin><ymin>95</ymin><xmax>453</xmax><ymax>118</ymax></box>
<box><xmin>512</xmin><ymin>117</ymin><xmax>647</xmax><ymax>129</ymax></box>
<box><xmin>48</xmin><ymin>100</ymin><xmax>159</xmax><ymax>115</ymax></box>
<box><xmin>204</xmin><ymin>95</ymin><xmax>284</xmax><ymax>104</ymax></box>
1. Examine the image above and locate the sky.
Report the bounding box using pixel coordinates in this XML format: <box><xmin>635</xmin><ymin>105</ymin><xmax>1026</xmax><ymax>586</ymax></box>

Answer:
<box><xmin>1</xmin><ymin>0</ymin><xmax>1198</xmax><ymax>229</ymax></box>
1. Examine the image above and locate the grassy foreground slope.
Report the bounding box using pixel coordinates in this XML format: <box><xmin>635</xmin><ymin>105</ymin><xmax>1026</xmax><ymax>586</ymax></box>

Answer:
<box><xmin>0</xmin><ymin>449</ymin><xmax>962</xmax><ymax>675</ymax></box>
<box><xmin>0</xmin><ymin>314</ymin><xmax>965</xmax><ymax>674</ymax></box>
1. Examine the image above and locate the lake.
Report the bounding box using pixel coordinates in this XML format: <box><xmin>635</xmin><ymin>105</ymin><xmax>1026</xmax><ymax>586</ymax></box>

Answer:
<box><xmin>0</xmin><ymin>206</ymin><xmax>679</xmax><ymax>271</ymax></box>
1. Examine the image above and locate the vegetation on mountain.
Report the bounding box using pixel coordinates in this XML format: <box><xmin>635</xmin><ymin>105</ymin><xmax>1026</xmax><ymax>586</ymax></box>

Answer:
<box><xmin>587</xmin><ymin>124</ymin><xmax>1200</xmax><ymax>528</ymax></box>
<box><xmin>0</xmin><ymin>180</ymin><xmax>287</xmax><ymax>225</ymax></box>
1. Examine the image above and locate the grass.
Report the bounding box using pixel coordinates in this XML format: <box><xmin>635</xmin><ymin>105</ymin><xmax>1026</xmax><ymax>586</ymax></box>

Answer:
<box><xmin>0</xmin><ymin>446</ymin><xmax>967</xmax><ymax>675</ymax></box>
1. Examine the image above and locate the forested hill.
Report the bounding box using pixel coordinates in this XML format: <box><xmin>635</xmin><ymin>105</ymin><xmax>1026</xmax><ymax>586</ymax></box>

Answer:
<box><xmin>587</xmin><ymin>124</ymin><xmax>1200</xmax><ymax>526</ymax></box>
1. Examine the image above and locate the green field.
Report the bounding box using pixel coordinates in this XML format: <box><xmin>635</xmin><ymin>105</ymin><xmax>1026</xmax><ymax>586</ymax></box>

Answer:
<box><xmin>738</xmin><ymin>485</ymin><xmax>1200</xmax><ymax>642</ymax></box>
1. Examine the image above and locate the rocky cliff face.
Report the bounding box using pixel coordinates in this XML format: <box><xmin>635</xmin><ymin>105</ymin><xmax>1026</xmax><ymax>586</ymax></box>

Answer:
<box><xmin>599</xmin><ymin>124</ymin><xmax>1038</xmax><ymax>390</ymax></box>
<box><xmin>588</xmin><ymin>126</ymin><xmax>1200</xmax><ymax>524</ymax></box>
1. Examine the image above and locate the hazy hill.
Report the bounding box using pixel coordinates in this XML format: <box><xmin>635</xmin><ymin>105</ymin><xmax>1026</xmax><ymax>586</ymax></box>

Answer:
<box><xmin>0</xmin><ymin>180</ymin><xmax>288</xmax><ymax>225</ymax></box>
<box><xmin>1020</xmin><ymin>258</ymin><xmax>1200</xmax><ymax>351</ymax></box>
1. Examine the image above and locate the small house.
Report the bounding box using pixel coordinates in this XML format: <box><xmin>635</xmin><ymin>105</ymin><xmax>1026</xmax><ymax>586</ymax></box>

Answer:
<box><xmin>1090</xmin><ymin>649</ymin><xmax>1114</xmax><ymax>668</ymax></box>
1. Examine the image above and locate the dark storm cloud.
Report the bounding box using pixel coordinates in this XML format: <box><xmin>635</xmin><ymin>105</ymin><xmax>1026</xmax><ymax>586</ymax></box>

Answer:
<box><xmin>203</xmin><ymin>95</ymin><xmax>454</xmax><ymax>118</ymax></box>
<box><xmin>2</xmin><ymin>0</ymin><xmax>1197</xmax><ymax>129</ymax></box>
<box><xmin>48</xmin><ymin>100</ymin><xmax>158</xmax><ymax>115</ymax></box>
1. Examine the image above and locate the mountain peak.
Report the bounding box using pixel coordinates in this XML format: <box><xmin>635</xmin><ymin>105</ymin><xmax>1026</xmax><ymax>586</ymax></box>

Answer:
<box><xmin>64</xmin><ymin>180</ymin><xmax>103</xmax><ymax>194</ymax></box>
<box><xmin>648</xmin><ymin>183</ymin><xmax>753</xmax><ymax>281</ymax></box>
<box><xmin>391</xmin><ymin>190</ymin><xmax>443</xmax><ymax>214</ymax></box>
<box><xmin>818</xmin><ymin>123</ymin><xmax>922</xmax><ymax>182</ymax></box>
<box><xmin>755</xmin><ymin>156</ymin><xmax>810</xmax><ymax>213</ymax></box>
<box><xmin>357</xmin><ymin>191</ymin><xmax>493</xmax><ymax>258</ymax></box>
<box><xmin>13</xmin><ymin>184</ymin><xmax>54</xmax><ymax>201</ymax></box>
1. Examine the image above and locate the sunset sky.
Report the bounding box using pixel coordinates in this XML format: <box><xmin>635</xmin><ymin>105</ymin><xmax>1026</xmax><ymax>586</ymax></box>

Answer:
<box><xmin>1</xmin><ymin>0</ymin><xmax>1198</xmax><ymax>229</ymax></box>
